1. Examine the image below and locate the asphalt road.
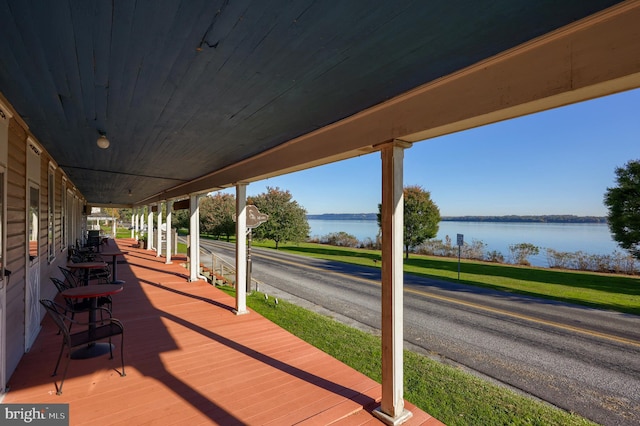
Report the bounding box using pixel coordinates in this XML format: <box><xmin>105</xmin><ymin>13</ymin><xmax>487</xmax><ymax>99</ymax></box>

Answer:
<box><xmin>197</xmin><ymin>239</ymin><xmax>640</xmax><ymax>426</ymax></box>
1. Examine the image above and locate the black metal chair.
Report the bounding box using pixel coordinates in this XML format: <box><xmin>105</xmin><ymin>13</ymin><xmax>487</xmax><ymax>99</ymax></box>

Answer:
<box><xmin>50</xmin><ymin>277</ymin><xmax>90</xmax><ymax>331</ymax></box>
<box><xmin>59</xmin><ymin>266</ymin><xmax>80</xmax><ymax>287</ymax></box>
<box><xmin>61</xmin><ymin>261</ymin><xmax>111</xmax><ymax>286</ymax></box>
<box><xmin>87</xmin><ymin>258</ymin><xmax>112</xmax><ymax>284</ymax></box>
<box><xmin>50</xmin><ymin>277</ymin><xmax>112</xmax><ymax>319</ymax></box>
<box><xmin>39</xmin><ymin>299</ymin><xmax>125</xmax><ymax>395</ymax></box>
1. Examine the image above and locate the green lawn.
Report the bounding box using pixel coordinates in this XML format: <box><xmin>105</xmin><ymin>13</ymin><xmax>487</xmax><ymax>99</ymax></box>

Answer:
<box><xmin>220</xmin><ymin>287</ymin><xmax>596</xmax><ymax>426</ymax></box>
<box><xmin>114</xmin><ymin>230</ymin><xmax>640</xmax><ymax>314</ymax></box>
<box><xmin>253</xmin><ymin>240</ymin><xmax>640</xmax><ymax>315</ymax></box>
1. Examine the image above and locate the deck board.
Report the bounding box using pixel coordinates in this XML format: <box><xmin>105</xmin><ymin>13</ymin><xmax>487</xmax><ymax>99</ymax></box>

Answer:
<box><xmin>2</xmin><ymin>239</ymin><xmax>442</xmax><ymax>425</ymax></box>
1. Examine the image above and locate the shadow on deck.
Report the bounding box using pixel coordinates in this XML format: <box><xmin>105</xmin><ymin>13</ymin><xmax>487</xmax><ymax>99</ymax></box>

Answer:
<box><xmin>2</xmin><ymin>239</ymin><xmax>441</xmax><ymax>425</ymax></box>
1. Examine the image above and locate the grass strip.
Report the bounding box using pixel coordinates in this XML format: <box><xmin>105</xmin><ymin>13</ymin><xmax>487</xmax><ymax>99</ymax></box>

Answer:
<box><xmin>118</xmin><ymin>230</ymin><xmax>640</xmax><ymax>314</ymax></box>
<box><xmin>253</xmin><ymin>241</ymin><xmax>640</xmax><ymax>315</ymax></box>
<box><xmin>220</xmin><ymin>286</ymin><xmax>595</xmax><ymax>426</ymax></box>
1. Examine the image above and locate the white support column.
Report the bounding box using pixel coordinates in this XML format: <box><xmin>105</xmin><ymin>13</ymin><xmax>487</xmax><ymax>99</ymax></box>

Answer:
<box><xmin>147</xmin><ymin>205</ymin><xmax>154</xmax><ymax>250</ymax></box>
<box><xmin>131</xmin><ymin>210</ymin><xmax>137</xmax><ymax>239</ymax></box>
<box><xmin>156</xmin><ymin>202</ymin><xmax>163</xmax><ymax>257</ymax></box>
<box><xmin>234</xmin><ymin>183</ymin><xmax>249</xmax><ymax>315</ymax></box>
<box><xmin>139</xmin><ymin>208</ymin><xmax>144</xmax><ymax>238</ymax></box>
<box><xmin>131</xmin><ymin>209</ymin><xmax>136</xmax><ymax>238</ymax></box>
<box><xmin>374</xmin><ymin>141</ymin><xmax>412</xmax><ymax>425</ymax></box>
<box><xmin>137</xmin><ymin>208</ymin><xmax>141</xmax><ymax>239</ymax></box>
<box><xmin>165</xmin><ymin>200</ymin><xmax>173</xmax><ymax>264</ymax></box>
<box><xmin>189</xmin><ymin>195</ymin><xmax>200</xmax><ymax>282</ymax></box>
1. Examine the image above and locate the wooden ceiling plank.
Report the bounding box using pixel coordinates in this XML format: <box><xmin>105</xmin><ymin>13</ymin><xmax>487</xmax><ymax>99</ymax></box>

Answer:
<box><xmin>55</xmin><ymin>2</ymin><xmax>88</xmax><ymax>136</ymax></box>
<box><xmin>92</xmin><ymin>0</ymin><xmax>113</xmax><ymax>129</ymax></box>
<box><xmin>116</xmin><ymin>1</ymin><xmax>155</xmax><ymax>141</ymax></box>
<box><xmin>31</xmin><ymin>5</ymin><xmax>73</xmax><ymax>103</ymax></box>
<box><xmin>127</xmin><ymin>3</ymin><xmax>183</xmax><ymax>111</ymax></box>
<box><xmin>68</xmin><ymin>1</ymin><xmax>97</xmax><ymax>128</ymax></box>
<box><xmin>118</xmin><ymin>2</ymin><xmax>210</xmax><ymax>167</ymax></box>
<box><xmin>106</xmin><ymin>0</ymin><xmax>136</xmax><ymax>130</ymax></box>
<box><xmin>0</xmin><ymin>3</ymin><xmax>43</xmax><ymax>116</ymax></box>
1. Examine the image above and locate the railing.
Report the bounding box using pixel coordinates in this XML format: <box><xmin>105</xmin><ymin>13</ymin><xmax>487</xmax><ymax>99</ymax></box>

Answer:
<box><xmin>196</xmin><ymin>243</ymin><xmax>262</xmax><ymax>292</ymax></box>
<box><xmin>174</xmin><ymin>235</ymin><xmax>262</xmax><ymax>291</ymax></box>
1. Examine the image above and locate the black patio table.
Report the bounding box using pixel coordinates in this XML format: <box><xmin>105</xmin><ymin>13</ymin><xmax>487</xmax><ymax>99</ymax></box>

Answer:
<box><xmin>67</xmin><ymin>261</ymin><xmax>109</xmax><ymax>286</ymax></box>
<box><xmin>100</xmin><ymin>249</ymin><xmax>129</xmax><ymax>284</ymax></box>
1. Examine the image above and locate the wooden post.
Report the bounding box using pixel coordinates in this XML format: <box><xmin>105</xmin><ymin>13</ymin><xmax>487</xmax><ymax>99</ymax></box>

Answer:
<box><xmin>131</xmin><ymin>209</ymin><xmax>138</xmax><ymax>239</ymax></box>
<box><xmin>147</xmin><ymin>205</ymin><xmax>153</xmax><ymax>251</ymax></box>
<box><xmin>166</xmin><ymin>201</ymin><xmax>173</xmax><ymax>264</ymax></box>
<box><xmin>156</xmin><ymin>202</ymin><xmax>163</xmax><ymax>257</ymax></box>
<box><xmin>234</xmin><ymin>183</ymin><xmax>249</xmax><ymax>315</ymax></box>
<box><xmin>188</xmin><ymin>195</ymin><xmax>199</xmax><ymax>282</ymax></box>
<box><xmin>374</xmin><ymin>141</ymin><xmax>413</xmax><ymax>425</ymax></box>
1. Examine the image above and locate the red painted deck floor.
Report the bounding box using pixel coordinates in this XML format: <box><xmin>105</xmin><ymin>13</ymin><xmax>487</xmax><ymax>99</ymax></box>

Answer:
<box><xmin>2</xmin><ymin>239</ymin><xmax>443</xmax><ymax>425</ymax></box>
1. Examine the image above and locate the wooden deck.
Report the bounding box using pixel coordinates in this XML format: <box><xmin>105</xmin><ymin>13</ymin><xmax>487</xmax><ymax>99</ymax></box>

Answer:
<box><xmin>2</xmin><ymin>239</ymin><xmax>442</xmax><ymax>425</ymax></box>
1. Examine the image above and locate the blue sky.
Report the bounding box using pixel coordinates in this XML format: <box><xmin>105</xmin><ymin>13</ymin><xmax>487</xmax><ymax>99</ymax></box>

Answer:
<box><xmin>225</xmin><ymin>88</ymin><xmax>639</xmax><ymax>216</ymax></box>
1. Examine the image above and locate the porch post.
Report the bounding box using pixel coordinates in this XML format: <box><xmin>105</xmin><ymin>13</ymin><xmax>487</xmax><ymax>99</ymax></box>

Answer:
<box><xmin>147</xmin><ymin>205</ymin><xmax>154</xmax><ymax>251</ymax></box>
<box><xmin>234</xmin><ymin>183</ymin><xmax>249</xmax><ymax>315</ymax></box>
<box><xmin>131</xmin><ymin>210</ymin><xmax>136</xmax><ymax>239</ymax></box>
<box><xmin>165</xmin><ymin>200</ymin><xmax>173</xmax><ymax>264</ymax></box>
<box><xmin>135</xmin><ymin>209</ymin><xmax>140</xmax><ymax>238</ymax></box>
<box><xmin>156</xmin><ymin>202</ymin><xmax>163</xmax><ymax>257</ymax></box>
<box><xmin>139</xmin><ymin>207</ymin><xmax>144</xmax><ymax>238</ymax></box>
<box><xmin>374</xmin><ymin>140</ymin><xmax>412</xmax><ymax>425</ymax></box>
<box><xmin>189</xmin><ymin>194</ymin><xmax>200</xmax><ymax>282</ymax></box>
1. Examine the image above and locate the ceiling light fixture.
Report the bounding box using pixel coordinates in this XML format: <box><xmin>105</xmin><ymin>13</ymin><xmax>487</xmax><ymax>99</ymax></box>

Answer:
<box><xmin>128</xmin><ymin>189</ymin><xmax>132</xmax><ymax>197</ymax></box>
<box><xmin>97</xmin><ymin>132</ymin><xmax>110</xmax><ymax>149</ymax></box>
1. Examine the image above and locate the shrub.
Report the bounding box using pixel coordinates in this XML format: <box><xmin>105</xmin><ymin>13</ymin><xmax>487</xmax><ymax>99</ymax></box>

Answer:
<box><xmin>461</xmin><ymin>239</ymin><xmax>486</xmax><ymax>260</ymax></box>
<box><xmin>546</xmin><ymin>248</ymin><xmax>572</xmax><ymax>269</ymax></box>
<box><xmin>322</xmin><ymin>232</ymin><xmax>360</xmax><ymax>248</ymax></box>
<box><xmin>508</xmin><ymin>243</ymin><xmax>539</xmax><ymax>266</ymax></box>
<box><xmin>486</xmin><ymin>250</ymin><xmax>505</xmax><ymax>263</ymax></box>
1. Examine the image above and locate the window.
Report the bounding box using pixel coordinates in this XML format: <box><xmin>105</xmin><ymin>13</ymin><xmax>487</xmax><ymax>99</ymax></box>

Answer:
<box><xmin>29</xmin><ymin>186</ymin><xmax>38</xmax><ymax>260</ymax></box>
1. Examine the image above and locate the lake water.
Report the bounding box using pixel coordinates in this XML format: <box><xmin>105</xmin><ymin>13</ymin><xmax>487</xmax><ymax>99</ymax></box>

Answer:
<box><xmin>307</xmin><ymin>219</ymin><xmax>620</xmax><ymax>267</ymax></box>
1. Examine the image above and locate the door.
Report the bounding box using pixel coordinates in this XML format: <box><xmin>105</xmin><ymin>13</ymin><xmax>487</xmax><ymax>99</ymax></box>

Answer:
<box><xmin>0</xmin><ymin>166</ymin><xmax>7</xmax><ymax>390</ymax></box>
<box><xmin>25</xmin><ymin>185</ymin><xmax>40</xmax><ymax>351</ymax></box>
<box><xmin>0</xmin><ymin>104</ymin><xmax>9</xmax><ymax>391</ymax></box>
<box><xmin>25</xmin><ymin>139</ymin><xmax>41</xmax><ymax>352</ymax></box>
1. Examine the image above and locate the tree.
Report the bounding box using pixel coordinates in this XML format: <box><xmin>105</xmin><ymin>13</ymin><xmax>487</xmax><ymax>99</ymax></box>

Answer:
<box><xmin>604</xmin><ymin>159</ymin><xmax>640</xmax><ymax>259</ymax></box>
<box><xmin>377</xmin><ymin>185</ymin><xmax>441</xmax><ymax>259</ymax></box>
<box><xmin>198</xmin><ymin>196</ymin><xmax>216</xmax><ymax>235</ymax></box>
<box><xmin>103</xmin><ymin>208</ymin><xmax>121</xmax><ymax>234</ymax></box>
<box><xmin>248</xmin><ymin>187</ymin><xmax>310</xmax><ymax>249</ymax></box>
<box><xmin>207</xmin><ymin>193</ymin><xmax>236</xmax><ymax>241</ymax></box>
<box><xmin>173</xmin><ymin>208</ymin><xmax>189</xmax><ymax>230</ymax></box>
<box><xmin>103</xmin><ymin>208</ymin><xmax>120</xmax><ymax>221</ymax></box>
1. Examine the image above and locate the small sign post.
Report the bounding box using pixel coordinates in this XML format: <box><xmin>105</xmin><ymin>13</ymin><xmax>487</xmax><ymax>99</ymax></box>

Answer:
<box><xmin>456</xmin><ymin>233</ymin><xmax>464</xmax><ymax>280</ymax></box>
<box><xmin>233</xmin><ymin>205</ymin><xmax>269</xmax><ymax>292</ymax></box>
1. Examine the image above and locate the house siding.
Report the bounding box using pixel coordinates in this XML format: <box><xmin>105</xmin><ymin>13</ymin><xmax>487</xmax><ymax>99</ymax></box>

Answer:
<box><xmin>3</xmin><ymin>99</ymin><xmax>85</xmax><ymax>381</ymax></box>
<box><xmin>6</xmin><ymin>118</ymin><xmax>27</xmax><ymax>376</ymax></box>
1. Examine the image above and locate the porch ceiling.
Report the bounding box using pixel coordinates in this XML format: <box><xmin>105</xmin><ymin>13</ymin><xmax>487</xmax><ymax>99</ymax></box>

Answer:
<box><xmin>0</xmin><ymin>0</ymin><xmax>633</xmax><ymax>206</ymax></box>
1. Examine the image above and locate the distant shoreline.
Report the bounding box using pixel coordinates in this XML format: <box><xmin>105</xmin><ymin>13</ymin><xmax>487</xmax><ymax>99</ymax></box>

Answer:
<box><xmin>307</xmin><ymin>213</ymin><xmax>607</xmax><ymax>224</ymax></box>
